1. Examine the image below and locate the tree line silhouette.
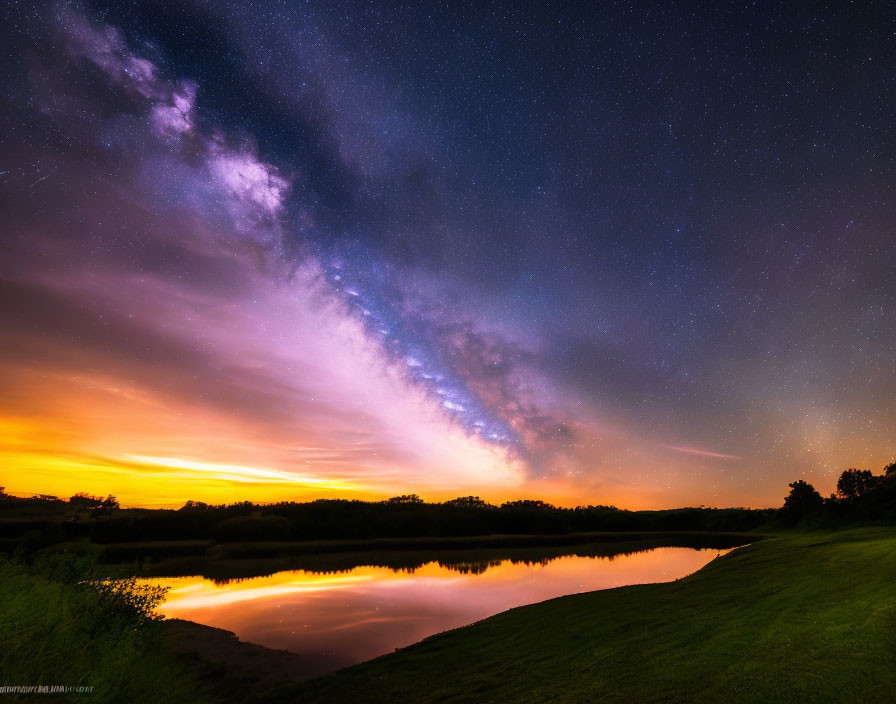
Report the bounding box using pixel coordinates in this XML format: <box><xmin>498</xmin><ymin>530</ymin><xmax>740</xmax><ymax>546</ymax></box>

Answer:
<box><xmin>2</xmin><ymin>462</ymin><xmax>894</xmax><ymax>550</ymax></box>
<box><xmin>779</xmin><ymin>462</ymin><xmax>896</xmax><ymax>526</ymax></box>
<box><xmin>0</xmin><ymin>491</ymin><xmax>768</xmax><ymax>547</ymax></box>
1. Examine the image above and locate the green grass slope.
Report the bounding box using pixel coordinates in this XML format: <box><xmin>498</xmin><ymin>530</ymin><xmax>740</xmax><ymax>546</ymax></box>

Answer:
<box><xmin>0</xmin><ymin>556</ymin><xmax>206</xmax><ymax>703</ymax></box>
<box><xmin>293</xmin><ymin>528</ymin><xmax>896</xmax><ymax>703</ymax></box>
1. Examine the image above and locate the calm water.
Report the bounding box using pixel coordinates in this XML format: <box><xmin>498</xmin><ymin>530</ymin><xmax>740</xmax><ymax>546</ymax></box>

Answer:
<box><xmin>146</xmin><ymin>545</ymin><xmax>730</xmax><ymax>677</ymax></box>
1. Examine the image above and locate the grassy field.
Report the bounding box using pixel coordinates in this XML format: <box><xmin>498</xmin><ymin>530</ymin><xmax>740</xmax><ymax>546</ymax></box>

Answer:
<box><xmin>291</xmin><ymin>528</ymin><xmax>896</xmax><ymax>703</ymax></box>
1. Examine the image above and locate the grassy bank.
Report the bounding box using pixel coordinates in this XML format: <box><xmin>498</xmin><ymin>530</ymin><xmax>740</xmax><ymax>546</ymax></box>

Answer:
<box><xmin>0</xmin><ymin>553</ymin><xmax>204</xmax><ymax>703</ymax></box>
<box><xmin>292</xmin><ymin>528</ymin><xmax>896</xmax><ymax>703</ymax></box>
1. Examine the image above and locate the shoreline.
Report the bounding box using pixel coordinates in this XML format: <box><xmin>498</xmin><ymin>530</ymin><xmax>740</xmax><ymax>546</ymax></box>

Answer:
<box><xmin>293</xmin><ymin>527</ymin><xmax>896</xmax><ymax>703</ymax></box>
<box><xmin>156</xmin><ymin>537</ymin><xmax>750</xmax><ymax>699</ymax></box>
<box><xmin>162</xmin><ymin>619</ymin><xmax>332</xmax><ymax>695</ymax></box>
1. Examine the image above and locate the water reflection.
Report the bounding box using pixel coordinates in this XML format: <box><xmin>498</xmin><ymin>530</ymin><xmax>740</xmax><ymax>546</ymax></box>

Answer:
<box><xmin>147</xmin><ymin>544</ymin><xmax>736</xmax><ymax>678</ymax></box>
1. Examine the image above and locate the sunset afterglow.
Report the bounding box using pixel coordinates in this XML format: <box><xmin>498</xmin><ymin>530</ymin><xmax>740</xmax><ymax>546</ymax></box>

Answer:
<box><xmin>2</xmin><ymin>3</ymin><xmax>894</xmax><ymax>509</ymax></box>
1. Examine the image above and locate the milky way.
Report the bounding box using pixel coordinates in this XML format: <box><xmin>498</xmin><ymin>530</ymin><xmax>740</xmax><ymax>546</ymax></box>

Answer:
<box><xmin>1</xmin><ymin>1</ymin><xmax>894</xmax><ymax>507</ymax></box>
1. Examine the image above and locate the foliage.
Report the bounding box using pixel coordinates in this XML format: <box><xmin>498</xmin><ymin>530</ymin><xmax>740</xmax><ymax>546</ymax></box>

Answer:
<box><xmin>69</xmin><ymin>493</ymin><xmax>120</xmax><ymax>510</ymax></box>
<box><xmin>775</xmin><ymin>462</ymin><xmax>896</xmax><ymax>528</ymax></box>
<box><xmin>30</xmin><ymin>541</ymin><xmax>104</xmax><ymax>584</ymax></box>
<box><xmin>836</xmin><ymin>468</ymin><xmax>878</xmax><ymax>499</ymax></box>
<box><xmin>442</xmin><ymin>496</ymin><xmax>492</xmax><ymax>509</ymax></box>
<box><xmin>86</xmin><ymin>576</ymin><xmax>169</xmax><ymax>632</ymax></box>
<box><xmin>780</xmin><ymin>480</ymin><xmax>824</xmax><ymax>522</ymax></box>
<box><xmin>502</xmin><ymin>499</ymin><xmax>555</xmax><ymax>510</ymax></box>
<box><xmin>0</xmin><ymin>493</ymin><xmax>773</xmax><ymax>548</ymax></box>
<box><xmin>0</xmin><ymin>554</ymin><xmax>202</xmax><ymax>703</ymax></box>
<box><xmin>387</xmin><ymin>494</ymin><xmax>425</xmax><ymax>504</ymax></box>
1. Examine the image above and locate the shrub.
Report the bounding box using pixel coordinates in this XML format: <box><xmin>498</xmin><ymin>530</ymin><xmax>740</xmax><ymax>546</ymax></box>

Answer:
<box><xmin>86</xmin><ymin>577</ymin><xmax>169</xmax><ymax>632</ymax></box>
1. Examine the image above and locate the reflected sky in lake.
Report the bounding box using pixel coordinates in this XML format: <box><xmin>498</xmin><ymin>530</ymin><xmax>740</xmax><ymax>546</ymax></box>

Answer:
<box><xmin>148</xmin><ymin>546</ymin><xmax>726</xmax><ymax>676</ymax></box>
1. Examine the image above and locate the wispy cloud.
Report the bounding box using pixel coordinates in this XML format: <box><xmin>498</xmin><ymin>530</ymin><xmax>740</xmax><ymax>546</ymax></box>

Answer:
<box><xmin>662</xmin><ymin>445</ymin><xmax>743</xmax><ymax>461</ymax></box>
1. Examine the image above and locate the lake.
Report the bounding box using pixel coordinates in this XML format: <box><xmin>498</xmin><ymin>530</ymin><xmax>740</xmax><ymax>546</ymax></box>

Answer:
<box><xmin>145</xmin><ymin>540</ymin><xmax>740</xmax><ymax>678</ymax></box>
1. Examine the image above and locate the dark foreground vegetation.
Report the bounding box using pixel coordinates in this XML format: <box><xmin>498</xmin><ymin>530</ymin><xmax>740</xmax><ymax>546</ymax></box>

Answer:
<box><xmin>0</xmin><ymin>490</ymin><xmax>771</xmax><ymax>558</ymax></box>
<box><xmin>776</xmin><ymin>461</ymin><xmax>896</xmax><ymax>527</ymax></box>
<box><xmin>0</xmin><ymin>543</ymin><xmax>201</xmax><ymax>703</ymax></box>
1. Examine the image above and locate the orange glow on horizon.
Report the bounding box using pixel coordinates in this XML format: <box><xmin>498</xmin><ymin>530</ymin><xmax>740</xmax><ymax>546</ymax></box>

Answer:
<box><xmin>0</xmin><ymin>443</ymin><xmax>769</xmax><ymax>510</ymax></box>
<box><xmin>0</xmin><ymin>365</ymin><xmax>882</xmax><ymax>510</ymax></box>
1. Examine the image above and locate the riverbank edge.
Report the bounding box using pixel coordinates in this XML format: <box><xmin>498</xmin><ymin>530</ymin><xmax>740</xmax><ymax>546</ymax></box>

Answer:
<box><xmin>290</xmin><ymin>527</ymin><xmax>896</xmax><ymax>703</ymax></box>
<box><xmin>155</xmin><ymin>532</ymin><xmax>762</xmax><ymax>700</ymax></box>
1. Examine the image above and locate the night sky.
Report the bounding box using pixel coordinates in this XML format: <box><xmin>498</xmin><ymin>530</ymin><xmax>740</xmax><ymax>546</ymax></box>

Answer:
<box><xmin>1</xmin><ymin>1</ymin><xmax>894</xmax><ymax>507</ymax></box>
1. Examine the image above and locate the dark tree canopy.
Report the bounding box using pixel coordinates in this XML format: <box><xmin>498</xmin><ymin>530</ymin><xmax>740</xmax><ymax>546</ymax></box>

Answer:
<box><xmin>68</xmin><ymin>493</ymin><xmax>119</xmax><ymax>512</ymax></box>
<box><xmin>781</xmin><ymin>480</ymin><xmax>824</xmax><ymax>519</ymax></box>
<box><xmin>387</xmin><ymin>494</ymin><xmax>425</xmax><ymax>505</ymax></box>
<box><xmin>443</xmin><ymin>496</ymin><xmax>492</xmax><ymax>509</ymax></box>
<box><xmin>836</xmin><ymin>468</ymin><xmax>877</xmax><ymax>500</ymax></box>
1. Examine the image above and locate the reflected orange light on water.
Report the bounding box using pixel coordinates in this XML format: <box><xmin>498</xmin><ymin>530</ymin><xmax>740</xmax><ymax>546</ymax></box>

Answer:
<box><xmin>147</xmin><ymin>547</ymin><xmax>726</xmax><ymax>677</ymax></box>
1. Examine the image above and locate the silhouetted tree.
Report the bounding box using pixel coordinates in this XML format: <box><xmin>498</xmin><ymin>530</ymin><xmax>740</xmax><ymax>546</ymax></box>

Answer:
<box><xmin>884</xmin><ymin>461</ymin><xmax>896</xmax><ymax>477</ymax></box>
<box><xmin>386</xmin><ymin>494</ymin><xmax>424</xmax><ymax>505</ymax></box>
<box><xmin>836</xmin><ymin>468</ymin><xmax>877</xmax><ymax>499</ymax></box>
<box><xmin>443</xmin><ymin>496</ymin><xmax>492</xmax><ymax>509</ymax></box>
<box><xmin>69</xmin><ymin>492</ymin><xmax>104</xmax><ymax>508</ymax></box>
<box><xmin>0</xmin><ymin>490</ymin><xmax>772</xmax><ymax>547</ymax></box>
<box><xmin>179</xmin><ymin>500</ymin><xmax>210</xmax><ymax>511</ymax></box>
<box><xmin>781</xmin><ymin>480</ymin><xmax>824</xmax><ymax>519</ymax></box>
<box><xmin>502</xmin><ymin>500</ymin><xmax>555</xmax><ymax>510</ymax></box>
<box><xmin>66</xmin><ymin>492</ymin><xmax>118</xmax><ymax>518</ymax></box>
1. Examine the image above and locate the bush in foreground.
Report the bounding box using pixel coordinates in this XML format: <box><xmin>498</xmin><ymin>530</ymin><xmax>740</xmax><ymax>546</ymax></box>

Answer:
<box><xmin>0</xmin><ymin>547</ymin><xmax>201</xmax><ymax>703</ymax></box>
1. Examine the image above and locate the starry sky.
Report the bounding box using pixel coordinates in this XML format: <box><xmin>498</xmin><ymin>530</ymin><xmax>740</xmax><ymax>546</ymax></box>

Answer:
<box><xmin>1</xmin><ymin>0</ymin><xmax>894</xmax><ymax>508</ymax></box>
